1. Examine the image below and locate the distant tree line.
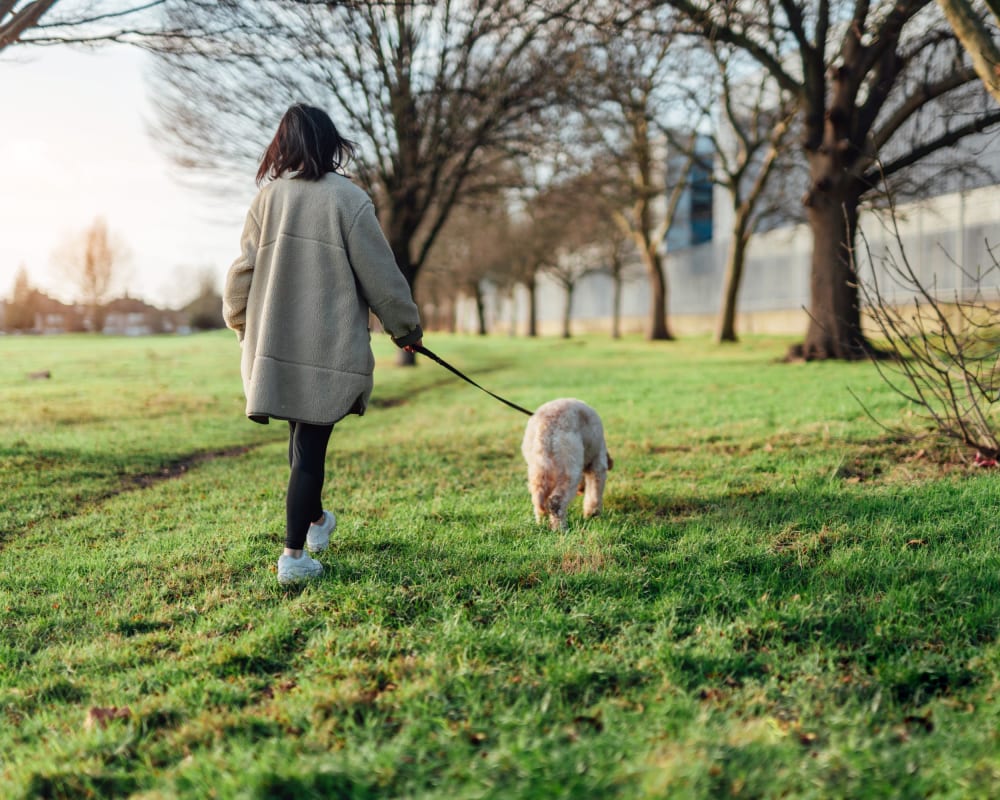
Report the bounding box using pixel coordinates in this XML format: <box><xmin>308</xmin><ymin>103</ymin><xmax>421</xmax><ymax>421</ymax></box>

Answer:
<box><xmin>2</xmin><ymin>263</ymin><xmax>225</xmax><ymax>334</ymax></box>
<box><xmin>3</xmin><ymin>219</ymin><xmax>225</xmax><ymax>334</ymax></box>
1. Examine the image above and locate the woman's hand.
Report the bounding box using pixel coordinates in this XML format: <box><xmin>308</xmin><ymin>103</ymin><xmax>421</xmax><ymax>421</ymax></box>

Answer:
<box><xmin>403</xmin><ymin>339</ymin><xmax>423</xmax><ymax>353</ymax></box>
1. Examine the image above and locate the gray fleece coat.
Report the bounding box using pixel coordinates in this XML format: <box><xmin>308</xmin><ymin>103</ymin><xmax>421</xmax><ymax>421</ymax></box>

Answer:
<box><xmin>223</xmin><ymin>173</ymin><xmax>423</xmax><ymax>425</ymax></box>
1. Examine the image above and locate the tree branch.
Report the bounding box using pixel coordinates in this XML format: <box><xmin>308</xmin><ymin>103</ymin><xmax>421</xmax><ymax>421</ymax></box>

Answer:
<box><xmin>870</xmin><ymin>66</ymin><xmax>979</xmax><ymax>152</ymax></box>
<box><xmin>935</xmin><ymin>0</ymin><xmax>1000</xmax><ymax>105</ymax></box>
<box><xmin>866</xmin><ymin>107</ymin><xmax>1000</xmax><ymax>182</ymax></box>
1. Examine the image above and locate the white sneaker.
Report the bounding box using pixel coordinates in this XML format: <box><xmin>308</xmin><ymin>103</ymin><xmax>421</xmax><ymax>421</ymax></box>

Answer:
<box><xmin>277</xmin><ymin>553</ymin><xmax>323</xmax><ymax>585</ymax></box>
<box><xmin>306</xmin><ymin>510</ymin><xmax>337</xmax><ymax>553</ymax></box>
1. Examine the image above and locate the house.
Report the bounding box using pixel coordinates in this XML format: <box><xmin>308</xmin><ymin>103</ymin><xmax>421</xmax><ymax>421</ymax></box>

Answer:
<box><xmin>103</xmin><ymin>294</ymin><xmax>185</xmax><ymax>335</ymax></box>
<box><xmin>32</xmin><ymin>293</ymin><xmax>85</xmax><ymax>334</ymax></box>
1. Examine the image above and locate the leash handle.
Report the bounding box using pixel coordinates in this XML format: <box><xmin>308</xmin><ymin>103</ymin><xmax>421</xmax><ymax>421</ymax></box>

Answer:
<box><xmin>413</xmin><ymin>344</ymin><xmax>534</xmax><ymax>417</ymax></box>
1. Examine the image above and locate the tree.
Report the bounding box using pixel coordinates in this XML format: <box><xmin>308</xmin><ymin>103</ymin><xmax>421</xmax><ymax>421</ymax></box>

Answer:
<box><xmin>935</xmin><ymin>0</ymin><xmax>1000</xmax><ymax>104</ymax></box>
<box><xmin>183</xmin><ymin>267</ymin><xmax>224</xmax><ymax>330</ymax></box>
<box><xmin>600</xmin><ymin>232</ymin><xmax>640</xmax><ymax>339</ymax></box>
<box><xmin>152</xmin><ymin>0</ymin><xmax>587</xmax><ymax>361</ymax></box>
<box><xmin>578</xmin><ymin>14</ymin><xmax>700</xmax><ymax>340</ymax></box>
<box><xmin>673</xmin><ymin>42</ymin><xmax>798</xmax><ymax>343</ymax></box>
<box><xmin>426</xmin><ymin>200</ymin><xmax>517</xmax><ymax>335</ymax></box>
<box><xmin>1</xmin><ymin>1</ymin><xmax>166</xmax><ymax>51</ymax></box>
<box><xmin>5</xmin><ymin>265</ymin><xmax>37</xmax><ymax>330</ymax></box>
<box><xmin>52</xmin><ymin>216</ymin><xmax>130</xmax><ymax>332</ymax></box>
<box><xmin>537</xmin><ymin>174</ymin><xmax>617</xmax><ymax>338</ymax></box>
<box><xmin>544</xmin><ymin>249</ymin><xmax>601</xmax><ymax>339</ymax></box>
<box><xmin>506</xmin><ymin>211</ymin><xmax>555</xmax><ymax>338</ymax></box>
<box><xmin>499</xmin><ymin>176</ymin><xmax>601</xmax><ymax>338</ymax></box>
<box><xmin>659</xmin><ymin>0</ymin><xmax>1000</xmax><ymax>360</ymax></box>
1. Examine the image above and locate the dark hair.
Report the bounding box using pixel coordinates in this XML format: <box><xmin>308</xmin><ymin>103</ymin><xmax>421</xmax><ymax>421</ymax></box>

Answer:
<box><xmin>256</xmin><ymin>104</ymin><xmax>356</xmax><ymax>186</ymax></box>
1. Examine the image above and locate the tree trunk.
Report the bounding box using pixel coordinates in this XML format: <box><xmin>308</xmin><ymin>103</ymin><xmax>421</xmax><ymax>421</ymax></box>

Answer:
<box><xmin>641</xmin><ymin>247</ymin><xmax>672</xmax><ymax>340</ymax></box>
<box><xmin>389</xmin><ymin>238</ymin><xmax>418</xmax><ymax>366</ymax></box>
<box><xmin>797</xmin><ymin>185</ymin><xmax>870</xmax><ymax>360</ymax></box>
<box><xmin>715</xmin><ymin>211</ymin><xmax>750</xmax><ymax>344</ymax></box>
<box><xmin>474</xmin><ymin>282</ymin><xmax>487</xmax><ymax>336</ymax></box>
<box><xmin>792</xmin><ymin>55</ymin><xmax>878</xmax><ymax>361</ymax></box>
<box><xmin>527</xmin><ymin>274</ymin><xmax>538</xmax><ymax>338</ymax></box>
<box><xmin>612</xmin><ymin>272</ymin><xmax>622</xmax><ymax>340</ymax></box>
<box><xmin>561</xmin><ymin>284</ymin><xmax>573</xmax><ymax>339</ymax></box>
<box><xmin>507</xmin><ymin>289</ymin><xmax>517</xmax><ymax>337</ymax></box>
<box><xmin>87</xmin><ymin>304</ymin><xmax>107</xmax><ymax>333</ymax></box>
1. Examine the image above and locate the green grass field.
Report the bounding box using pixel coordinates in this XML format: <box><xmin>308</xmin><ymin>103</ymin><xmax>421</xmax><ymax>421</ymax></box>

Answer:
<box><xmin>2</xmin><ymin>331</ymin><xmax>999</xmax><ymax>798</ymax></box>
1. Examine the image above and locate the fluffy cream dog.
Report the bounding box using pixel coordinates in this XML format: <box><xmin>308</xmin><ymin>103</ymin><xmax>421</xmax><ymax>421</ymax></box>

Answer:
<box><xmin>521</xmin><ymin>398</ymin><xmax>612</xmax><ymax>530</ymax></box>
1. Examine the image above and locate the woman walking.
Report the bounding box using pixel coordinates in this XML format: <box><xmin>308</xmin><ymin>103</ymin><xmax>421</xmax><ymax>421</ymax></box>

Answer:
<box><xmin>223</xmin><ymin>103</ymin><xmax>423</xmax><ymax>585</ymax></box>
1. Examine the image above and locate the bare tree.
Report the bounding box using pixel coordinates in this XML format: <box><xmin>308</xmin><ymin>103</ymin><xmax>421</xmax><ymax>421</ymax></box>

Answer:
<box><xmin>506</xmin><ymin>210</ymin><xmax>558</xmax><ymax>338</ymax></box>
<box><xmin>657</xmin><ymin>0</ymin><xmax>1000</xmax><ymax>360</ymax></box>
<box><xmin>491</xmin><ymin>179</ymin><xmax>581</xmax><ymax>338</ymax></box>
<box><xmin>681</xmin><ymin>42</ymin><xmax>799</xmax><ymax>343</ymax></box>
<box><xmin>152</xmin><ymin>0</ymin><xmax>587</xmax><ymax>361</ymax></box>
<box><xmin>52</xmin><ymin>216</ymin><xmax>130</xmax><ymax>332</ymax></box>
<box><xmin>1</xmin><ymin>1</ymin><xmax>167</xmax><ymax>51</ymax></box>
<box><xmin>426</xmin><ymin>199</ymin><xmax>517</xmax><ymax>335</ymax></box>
<box><xmin>559</xmin><ymin>177</ymin><xmax>641</xmax><ymax>340</ymax></box>
<box><xmin>574</xmin><ymin>13</ymin><xmax>703</xmax><ymax>340</ymax></box>
<box><xmin>535</xmin><ymin>174</ymin><xmax>619</xmax><ymax>338</ymax></box>
<box><xmin>544</xmin><ymin>249</ymin><xmax>601</xmax><ymax>339</ymax></box>
<box><xmin>600</xmin><ymin>232</ymin><xmax>640</xmax><ymax>339</ymax></box>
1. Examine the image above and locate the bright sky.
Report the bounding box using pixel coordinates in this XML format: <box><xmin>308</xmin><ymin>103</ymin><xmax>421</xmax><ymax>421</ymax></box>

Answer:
<box><xmin>0</xmin><ymin>44</ymin><xmax>255</xmax><ymax>308</ymax></box>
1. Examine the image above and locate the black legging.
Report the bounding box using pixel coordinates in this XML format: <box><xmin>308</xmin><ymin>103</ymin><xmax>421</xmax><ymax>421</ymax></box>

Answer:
<box><xmin>286</xmin><ymin>420</ymin><xmax>334</xmax><ymax>550</ymax></box>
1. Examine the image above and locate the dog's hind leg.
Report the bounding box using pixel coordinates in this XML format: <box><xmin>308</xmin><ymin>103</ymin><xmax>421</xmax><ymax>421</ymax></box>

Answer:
<box><xmin>528</xmin><ymin>467</ymin><xmax>549</xmax><ymax>524</ymax></box>
<box><xmin>532</xmin><ymin>498</ymin><xmax>546</xmax><ymax>525</ymax></box>
<box><xmin>546</xmin><ymin>469</ymin><xmax>577</xmax><ymax>531</ymax></box>
<box><xmin>582</xmin><ymin>466</ymin><xmax>607</xmax><ymax>518</ymax></box>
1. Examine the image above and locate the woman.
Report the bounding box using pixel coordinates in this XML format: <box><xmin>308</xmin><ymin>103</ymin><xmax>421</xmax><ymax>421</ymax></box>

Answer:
<box><xmin>223</xmin><ymin>104</ymin><xmax>423</xmax><ymax>586</ymax></box>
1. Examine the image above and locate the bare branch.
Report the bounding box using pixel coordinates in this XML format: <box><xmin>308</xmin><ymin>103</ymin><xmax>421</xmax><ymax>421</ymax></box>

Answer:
<box><xmin>856</xmin><ymin>179</ymin><xmax>1000</xmax><ymax>458</ymax></box>
<box><xmin>868</xmin><ymin>107</ymin><xmax>1000</xmax><ymax>182</ymax></box>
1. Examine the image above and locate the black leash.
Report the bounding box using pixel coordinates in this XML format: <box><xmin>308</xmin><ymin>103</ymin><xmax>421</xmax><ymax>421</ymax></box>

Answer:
<box><xmin>413</xmin><ymin>344</ymin><xmax>533</xmax><ymax>417</ymax></box>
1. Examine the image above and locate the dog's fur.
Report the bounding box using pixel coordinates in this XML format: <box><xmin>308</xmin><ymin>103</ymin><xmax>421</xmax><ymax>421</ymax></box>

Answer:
<box><xmin>521</xmin><ymin>398</ymin><xmax>612</xmax><ymax>530</ymax></box>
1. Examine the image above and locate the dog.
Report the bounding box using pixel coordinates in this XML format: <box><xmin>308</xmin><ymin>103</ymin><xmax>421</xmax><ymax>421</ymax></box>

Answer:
<box><xmin>521</xmin><ymin>398</ymin><xmax>612</xmax><ymax>530</ymax></box>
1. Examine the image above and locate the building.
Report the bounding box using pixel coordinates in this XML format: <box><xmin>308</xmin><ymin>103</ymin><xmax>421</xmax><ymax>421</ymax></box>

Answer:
<box><xmin>103</xmin><ymin>295</ymin><xmax>185</xmax><ymax>335</ymax></box>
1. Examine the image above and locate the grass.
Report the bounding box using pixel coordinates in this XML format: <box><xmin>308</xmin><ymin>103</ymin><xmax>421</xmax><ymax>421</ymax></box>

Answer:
<box><xmin>2</xmin><ymin>330</ymin><xmax>1000</xmax><ymax>798</ymax></box>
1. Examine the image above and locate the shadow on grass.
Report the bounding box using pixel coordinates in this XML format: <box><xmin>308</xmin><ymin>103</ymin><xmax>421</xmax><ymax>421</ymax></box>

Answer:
<box><xmin>322</xmin><ymin>472</ymin><xmax>1000</xmax><ymax>713</ymax></box>
<box><xmin>613</xmin><ymin>478</ymin><xmax>999</xmax><ymax>701</ymax></box>
<box><xmin>24</xmin><ymin>771</ymin><xmax>138</xmax><ymax>800</ymax></box>
<box><xmin>250</xmin><ymin>772</ymin><xmax>377</xmax><ymax>800</ymax></box>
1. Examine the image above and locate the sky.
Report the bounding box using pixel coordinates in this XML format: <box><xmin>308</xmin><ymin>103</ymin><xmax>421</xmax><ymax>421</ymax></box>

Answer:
<box><xmin>0</xmin><ymin>43</ymin><xmax>256</xmax><ymax>309</ymax></box>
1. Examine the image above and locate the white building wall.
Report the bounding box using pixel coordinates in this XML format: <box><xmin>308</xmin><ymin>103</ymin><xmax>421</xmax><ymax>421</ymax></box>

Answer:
<box><xmin>457</xmin><ymin>183</ymin><xmax>1000</xmax><ymax>336</ymax></box>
